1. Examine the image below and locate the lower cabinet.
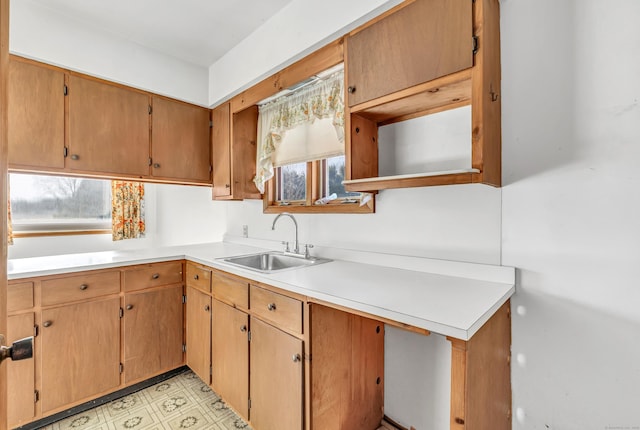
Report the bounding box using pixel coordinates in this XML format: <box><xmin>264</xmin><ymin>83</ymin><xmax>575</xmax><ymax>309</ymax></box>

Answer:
<box><xmin>7</xmin><ymin>312</ymin><xmax>36</xmax><ymax>428</ymax></box>
<box><xmin>40</xmin><ymin>297</ymin><xmax>121</xmax><ymax>413</ymax></box>
<box><xmin>123</xmin><ymin>284</ymin><xmax>184</xmax><ymax>384</ymax></box>
<box><xmin>211</xmin><ymin>299</ymin><xmax>249</xmax><ymax>420</ymax></box>
<box><xmin>249</xmin><ymin>317</ymin><xmax>304</xmax><ymax>430</ymax></box>
<box><xmin>186</xmin><ymin>286</ymin><xmax>212</xmax><ymax>384</ymax></box>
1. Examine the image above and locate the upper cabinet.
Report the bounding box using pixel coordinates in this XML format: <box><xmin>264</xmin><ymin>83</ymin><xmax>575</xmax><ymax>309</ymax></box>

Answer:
<box><xmin>151</xmin><ymin>96</ymin><xmax>211</xmax><ymax>183</ymax></box>
<box><xmin>8</xmin><ymin>59</ymin><xmax>65</xmax><ymax>170</ymax></box>
<box><xmin>67</xmin><ymin>74</ymin><xmax>151</xmax><ymax>177</ymax></box>
<box><xmin>346</xmin><ymin>0</ymin><xmax>473</xmax><ymax>107</ymax></box>
<box><xmin>8</xmin><ymin>56</ymin><xmax>213</xmax><ymax>186</ymax></box>
<box><xmin>343</xmin><ymin>0</ymin><xmax>502</xmax><ymax>191</ymax></box>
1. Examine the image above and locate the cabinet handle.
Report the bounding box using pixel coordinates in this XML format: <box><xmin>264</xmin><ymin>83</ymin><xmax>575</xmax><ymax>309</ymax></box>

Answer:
<box><xmin>70</xmin><ymin>154</ymin><xmax>79</xmax><ymax>160</ymax></box>
<box><xmin>43</xmin><ymin>321</ymin><xmax>52</xmax><ymax>328</ymax></box>
<box><xmin>79</xmin><ymin>284</ymin><xmax>88</xmax><ymax>291</ymax></box>
<box><xmin>225</xmin><ymin>184</ymin><xmax>231</xmax><ymax>188</ymax></box>
<box><xmin>193</xmin><ymin>274</ymin><xmax>199</xmax><ymax>280</ymax></box>
<box><xmin>152</xmin><ymin>273</ymin><xmax>160</xmax><ymax>280</ymax></box>
<box><xmin>204</xmin><ymin>305</ymin><xmax>210</xmax><ymax>312</ymax></box>
<box><xmin>126</xmin><ymin>304</ymin><xmax>133</xmax><ymax>310</ymax></box>
<box><xmin>153</xmin><ymin>163</ymin><xmax>160</xmax><ymax>168</ymax></box>
<box><xmin>267</xmin><ymin>303</ymin><xmax>276</xmax><ymax>311</ymax></box>
<box><xmin>240</xmin><ymin>325</ymin><xmax>247</xmax><ymax>333</ymax></box>
<box><xmin>292</xmin><ymin>354</ymin><xmax>301</xmax><ymax>363</ymax></box>
<box><xmin>347</xmin><ymin>86</ymin><xmax>356</xmax><ymax>94</ymax></box>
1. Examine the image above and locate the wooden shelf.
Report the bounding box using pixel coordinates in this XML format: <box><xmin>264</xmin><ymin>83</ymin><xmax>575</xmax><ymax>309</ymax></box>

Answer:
<box><xmin>350</xmin><ymin>69</ymin><xmax>472</xmax><ymax>126</ymax></box>
<box><xmin>343</xmin><ymin>168</ymin><xmax>480</xmax><ymax>192</ymax></box>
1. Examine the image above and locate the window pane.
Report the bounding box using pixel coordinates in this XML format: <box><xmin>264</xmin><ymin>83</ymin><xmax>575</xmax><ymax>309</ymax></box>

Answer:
<box><xmin>325</xmin><ymin>155</ymin><xmax>359</xmax><ymax>199</ymax></box>
<box><xmin>9</xmin><ymin>174</ymin><xmax>112</xmax><ymax>230</ymax></box>
<box><xmin>276</xmin><ymin>162</ymin><xmax>306</xmax><ymax>202</ymax></box>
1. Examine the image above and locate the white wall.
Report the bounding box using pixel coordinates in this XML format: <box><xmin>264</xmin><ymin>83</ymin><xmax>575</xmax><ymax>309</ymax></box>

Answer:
<box><xmin>501</xmin><ymin>0</ymin><xmax>640</xmax><ymax>428</ymax></box>
<box><xmin>10</xmin><ymin>0</ymin><xmax>209</xmax><ymax>105</ymax></box>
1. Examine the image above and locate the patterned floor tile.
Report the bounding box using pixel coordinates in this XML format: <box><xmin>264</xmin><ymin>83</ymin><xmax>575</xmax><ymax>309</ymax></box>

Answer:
<box><xmin>165</xmin><ymin>406</ymin><xmax>213</xmax><ymax>430</ymax></box>
<box><xmin>109</xmin><ymin>406</ymin><xmax>157</xmax><ymax>430</ymax></box>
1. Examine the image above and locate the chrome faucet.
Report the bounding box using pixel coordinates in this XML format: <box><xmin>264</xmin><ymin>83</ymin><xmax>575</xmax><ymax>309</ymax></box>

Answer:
<box><xmin>272</xmin><ymin>212</ymin><xmax>299</xmax><ymax>255</ymax></box>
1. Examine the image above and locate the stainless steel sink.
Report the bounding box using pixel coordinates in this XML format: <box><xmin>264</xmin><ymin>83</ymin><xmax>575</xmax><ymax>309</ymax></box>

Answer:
<box><xmin>220</xmin><ymin>251</ymin><xmax>331</xmax><ymax>273</ymax></box>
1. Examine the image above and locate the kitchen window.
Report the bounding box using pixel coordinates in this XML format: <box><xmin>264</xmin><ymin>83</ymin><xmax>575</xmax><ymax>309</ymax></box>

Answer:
<box><xmin>9</xmin><ymin>173</ymin><xmax>112</xmax><ymax>236</ymax></box>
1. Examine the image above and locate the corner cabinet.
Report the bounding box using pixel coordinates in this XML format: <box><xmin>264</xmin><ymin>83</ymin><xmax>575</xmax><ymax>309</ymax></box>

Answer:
<box><xmin>342</xmin><ymin>0</ymin><xmax>501</xmax><ymax>191</ymax></box>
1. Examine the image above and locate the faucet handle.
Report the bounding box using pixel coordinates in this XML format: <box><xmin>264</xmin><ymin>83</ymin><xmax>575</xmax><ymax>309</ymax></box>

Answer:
<box><xmin>281</xmin><ymin>241</ymin><xmax>290</xmax><ymax>252</ymax></box>
<box><xmin>304</xmin><ymin>244</ymin><xmax>314</xmax><ymax>259</ymax></box>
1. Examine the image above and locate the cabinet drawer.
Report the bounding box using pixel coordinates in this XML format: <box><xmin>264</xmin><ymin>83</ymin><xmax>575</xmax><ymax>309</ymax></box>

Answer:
<box><xmin>7</xmin><ymin>281</ymin><xmax>34</xmax><ymax>312</ymax></box>
<box><xmin>212</xmin><ymin>271</ymin><xmax>248</xmax><ymax>309</ymax></box>
<box><xmin>250</xmin><ymin>285</ymin><xmax>302</xmax><ymax>334</ymax></box>
<box><xmin>42</xmin><ymin>271</ymin><xmax>120</xmax><ymax>306</ymax></box>
<box><xmin>122</xmin><ymin>261</ymin><xmax>183</xmax><ymax>292</ymax></box>
<box><xmin>186</xmin><ymin>263</ymin><xmax>212</xmax><ymax>293</ymax></box>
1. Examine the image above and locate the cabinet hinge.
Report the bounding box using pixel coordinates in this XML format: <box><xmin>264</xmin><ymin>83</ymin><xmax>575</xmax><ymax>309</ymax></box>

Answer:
<box><xmin>248</xmin><ymin>398</ymin><xmax>251</xmax><ymax>410</ymax></box>
<box><xmin>148</xmin><ymin>157</ymin><xmax>153</xmax><ymax>166</ymax></box>
<box><xmin>63</xmin><ymin>84</ymin><xmax>68</xmax><ymax>96</ymax></box>
<box><xmin>210</xmin><ymin>365</ymin><xmax>213</xmax><ymax>376</ymax></box>
<box><xmin>472</xmin><ymin>35</ymin><xmax>479</xmax><ymax>55</ymax></box>
<box><xmin>209</xmin><ymin>165</ymin><xmax>213</xmax><ymax>173</ymax></box>
<box><xmin>119</xmin><ymin>308</ymin><xmax>124</xmax><ymax>318</ymax></box>
<box><xmin>34</xmin><ymin>325</ymin><xmax>39</xmax><ymax>337</ymax></box>
<box><xmin>182</xmin><ymin>344</ymin><xmax>187</xmax><ymax>353</ymax></box>
<box><xmin>248</xmin><ymin>331</ymin><xmax>251</xmax><ymax>342</ymax></box>
<box><xmin>119</xmin><ymin>363</ymin><xmax>124</xmax><ymax>374</ymax></box>
<box><xmin>148</xmin><ymin>105</ymin><xmax>153</xmax><ymax>115</ymax></box>
<box><xmin>182</xmin><ymin>294</ymin><xmax>187</xmax><ymax>304</ymax></box>
<box><xmin>63</xmin><ymin>147</ymin><xmax>69</xmax><ymax>158</ymax></box>
<box><xmin>34</xmin><ymin>390</ymin><xmax>39</xmax><ymax>403</ymax></box>
<box><xmin>209</xmin><ymin>120</ymin><xmax>213</xmax><ymax>128</ymax></box>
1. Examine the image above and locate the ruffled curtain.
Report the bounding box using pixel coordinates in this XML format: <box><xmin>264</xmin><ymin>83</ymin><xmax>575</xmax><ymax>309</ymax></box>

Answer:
<box><xmin>253</xmin><ymin>70</ymin><xmax>345</xmax><ymax>193</ymax></box>
<box><xmin>111</xmin><ymin>181</ymin><xmax>145</xmax><ymax>241</ymax></box>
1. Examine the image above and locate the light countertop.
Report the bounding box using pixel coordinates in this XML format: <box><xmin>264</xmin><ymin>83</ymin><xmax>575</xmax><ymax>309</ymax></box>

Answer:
<box><xmin>8</xmin><ymin>239</ymin><xmax>515</xmax><ymax>341</ymax></box>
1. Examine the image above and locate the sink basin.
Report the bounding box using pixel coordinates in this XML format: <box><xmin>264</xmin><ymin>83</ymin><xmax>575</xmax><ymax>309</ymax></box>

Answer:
<box><xmin>220</xmin><ymin>251</ymin><xmax>331</xmax><ymax>273</ymax></box>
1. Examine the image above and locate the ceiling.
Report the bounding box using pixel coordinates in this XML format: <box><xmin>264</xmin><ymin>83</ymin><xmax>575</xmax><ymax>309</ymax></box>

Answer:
<box><xmin>30</xmin><ymin>0</ymin><xmax>295</xmax><ymax>67</ymax></box>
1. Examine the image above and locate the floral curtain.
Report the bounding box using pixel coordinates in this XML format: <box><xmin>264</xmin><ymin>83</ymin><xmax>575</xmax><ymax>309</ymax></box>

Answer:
<box><xmin>253</xmin><ymin>70</ymin><xmax>345</xmax><ymax>193</ymax></box>
<box><xmin>111</xmin><ymin>180</ymin><xmax>145</xmax><ymax>241</ymax></box>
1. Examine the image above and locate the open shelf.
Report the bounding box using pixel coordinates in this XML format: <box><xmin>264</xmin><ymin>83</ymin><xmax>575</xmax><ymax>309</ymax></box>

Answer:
<box><xmin>343</xmin><ymin>168</ymin><xmax>480</xmax><ymax>192</ymax></box>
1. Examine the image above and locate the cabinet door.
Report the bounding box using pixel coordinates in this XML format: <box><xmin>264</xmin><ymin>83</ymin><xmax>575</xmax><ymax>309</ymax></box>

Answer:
<box><xmin>250</xmin><ymin>317</ymin><xmax>303</xmax><ymax>430</ymax></box>
<box><xmin>212</xmin><ymin>299</ymin><xmax>249</xmax><ymax>420</ymax></box>
<box><xmin>346</xmin><ymin>0</ymin><xmax>473</xmax><ymax>106</ymax></box>
<box><xmin>123</xmin><ymin>285</ymin><xmax>184</xmax><ymax>384</ymax></box>
<box><xmin>186</xmin><ymin>286</ymin><xmax>211</xmax><ymax>384</ymax></box>
<box><xmin>68</xmin><ymin>75</ymin><xmax>150</xmax><ymax>176</ymax></box>
<box><xmin>232</xmin><ymin>106</ymin><xmax>261</xmax><ymax>199</ymax></box>
<box><xmin>7</xmin><ymin>313</ymin><xmax>35</xmax><ymax>428</ymax></box>
<box><xmin>151</xmin><ymin>97</ymin><xmax>211</xmax><ymax>183</ymax></box>
<box><xmin>8</xmin><ymin>59</ymin><xmax>65</xmax><ymax>169</ymax></box>
<box><xmin>41</xmin><ymin>298</ymin><xmax>121</xmax><ymax>413</ymax></box>
<box><xmin>211</xmin><ymin>102</ymin><xmax>231</xmax><ymax>198</ymax></box>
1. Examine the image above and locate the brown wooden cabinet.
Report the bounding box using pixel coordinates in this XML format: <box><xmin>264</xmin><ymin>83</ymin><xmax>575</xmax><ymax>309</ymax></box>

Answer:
<box><xmin>8</xmin><ymin>58</ymin><xmax>65</xmax><ymax>170</ymax></box>
<box><xmin>67</xmin><ymin>74</ymin><xmax>150</xmax><ymax>177</ymax></box>
<box><xmin>123</xmin><ymin>284</ymin><xmax>184</xmax><ymax>384</ymax></box>
<box><xmin>151</xmin><ymin>96</ymin><xmax>211</xmax><ymax>183</ymax></box>
<box><xmin>6</xmin><ymin>313</ymin><xmax>36</xmax><ymax>428</ymax></box>
<box><xmin>212</xmin><ymin>299</ymin><xmax>249</xmax><ymax>420</ymax></box>
<box><xmin>186</xmin><ymin>286</ymin><xmax>212</xmax><ymax>384</ymax></box>
<box><xmin>346</xmin><ymin>0</ymin><xmax>472</xmax><ymax>107</ymax></box>
<box><xmin>40</xmin><ymin>297</ymin><xmax>121</xmax><ymax>414</ymax></box>
<box><xmin>211</xmin><ymin>103</ymin><xmax>261</xmax><ymax>200</ymax></box>
<box><xmin>250</xmin><ymin>317</ymin><xmax>304</xmax><ymax>430</ymax></box>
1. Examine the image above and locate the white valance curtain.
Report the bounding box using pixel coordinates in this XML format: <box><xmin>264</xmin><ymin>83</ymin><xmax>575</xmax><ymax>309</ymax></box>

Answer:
<box><xmin>253</xmin><ymin>70</ymin><xmax>345</xmax><ymax>193</ymax></box>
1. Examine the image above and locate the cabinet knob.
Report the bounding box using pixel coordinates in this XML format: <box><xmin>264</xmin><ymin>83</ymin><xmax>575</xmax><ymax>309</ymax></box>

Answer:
<box><xmin>70</xmin><ymin>154</ymin><xmax>80</xmax><ymax>160</ymax></box>
<box><xmin>79</xmin><ymin>284</ymin><xmax>88</xmax><ymax>291</ymax></box>
<box><xmin>193</xmin><ymin>274</ymin><xmax>199</xmax><ymax>280</ymax></box>
<box><xmin>347</xmin><ymin>86</ymin><xmax>356</xmax><ymax>94</ymax></box>
<box><xmin>204</xmin><ymin>305</ymin><xmax>210</xmax><ymax>312</ymax></box>
<box><xmin>267</xmin><ymin>303</ymin><xmax>276</xmax><ymax>311</ymax></box>
<box><xmin>292</xmin><ymin>354</ymin><xmax>301</xmax><ymax>363</ymax></box>
<box><xmin>43</xmin><ymin>321</ymin><xmax>53</xmax><ymax>328</ymax></box>
<box><xmin>153</xmin><ymin>163</ymin><xmax>160</xmax><ymax>168</ymax></box>
<box><xmin>126</xmin><ymin>304</ymin><xmax>133</xmax><ymax>310</ymax></box>
<box><xmin>225</xmin><ymin>184</ymin><xmax>231</xmax><ymax>188</ymax></box>
<box><xmin>240</xmin><ymin>325</ymin><xmax>247</xmax><ymax>333</ymax></box>
<box><xmin>152</xmin><ymin>273</ymin><xmax>160</xmax><ymax>280</ymax></box>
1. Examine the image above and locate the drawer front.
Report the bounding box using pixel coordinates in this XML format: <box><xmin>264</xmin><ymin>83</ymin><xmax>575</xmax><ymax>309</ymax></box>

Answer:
<box><xmin>250</xmin><ymin>285</ymin><xmax>302</xmax><ymax>334</ymax></box>
<box><xmin>41</xmin><ymin>271</ymin><xmax>120</xmax><ymax>306</ymax></box>
<box><xmin>7</xmin><ymin>281</ymin><xmax>34</xmax><ymax>312</ymax></box>
<box><xmin>212</xmin><ymin>271</ymin><xmax>248</xmax><ymax>309</ymax></box>
<box><xmin>123</xmin><ymin>261</ymin><xmax>183</xmax><ymax>292</ymax></box>
<box><xmin>186</xmin><ymin>263</ymin><xmax>212</xmax><ymax>293</ymax></box>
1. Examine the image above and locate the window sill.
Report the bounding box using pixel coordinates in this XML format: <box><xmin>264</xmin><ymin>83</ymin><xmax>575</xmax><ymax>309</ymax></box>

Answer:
<box><xmin>12</xmin><ymin>230</ymin><xmax>111</xmax><ymax>239</ymax></box>
<box><xmin>263</xmin><ymin>198</ymin><xmax>374</xmax><ymax>214</ymax></box>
